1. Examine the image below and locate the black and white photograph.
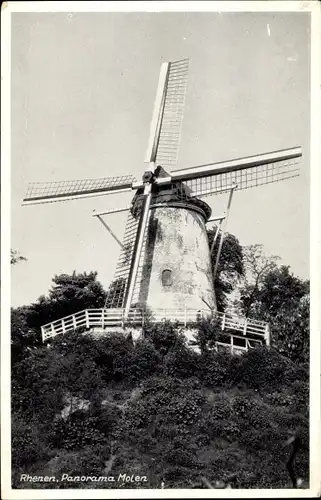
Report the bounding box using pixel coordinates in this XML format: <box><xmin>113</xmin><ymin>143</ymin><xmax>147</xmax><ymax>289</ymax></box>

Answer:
<box><xmin>2</xmin><ymin>1</ymin><xmax>320</xmax><ymax>498</ymax></box>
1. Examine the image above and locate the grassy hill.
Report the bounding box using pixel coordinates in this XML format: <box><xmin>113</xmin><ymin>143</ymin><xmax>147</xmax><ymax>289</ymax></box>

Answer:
<box><xmin>11</xmin><ymin>322</ymin><xmax>309</xmax><ymax>489</ymax></box>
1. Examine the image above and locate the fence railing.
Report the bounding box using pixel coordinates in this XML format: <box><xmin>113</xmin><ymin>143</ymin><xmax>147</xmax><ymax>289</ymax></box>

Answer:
<box><xmin>41</xmin><ymin>307</ymin><xmax>270</xmax><ymax>345</ymax></box>
<box><xmin>214</xmin><ymin>334</ymin><xmax>264</xmax><ymax>354</ymax></box>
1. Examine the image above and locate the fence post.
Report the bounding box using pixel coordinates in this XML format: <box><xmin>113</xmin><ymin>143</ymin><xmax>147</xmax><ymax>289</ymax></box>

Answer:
<box><xmin>72</xmin><ymin>314</ymin><xmax>77</xmax><ymax>331</ymax></box>
<box><xmin>243</xmin><ymin>318</ymin><xmax>247</xmax><ymax>336</ymax></box>
<box><xmin>222</xmin><ymin>313</ymin><xmax>226</xmax><ymax>331</ymax></box>
<box><xmin>41</xmin><ymin>326</ymin><xmax>45</xmax><ymax>343</ymax></box>
<box><xmin>101</xmin><ymin>309</ymin><xmax>105</xmax><ymax>330</ymax></box>
<box><xmin>121</xmin><ymin>309</ymin><xmax>125</xmax><ymax>329</ymax></box>
<box><xmin>265</xmin><ymin>324</ymin><xmax>270</xmax><ymax>346</ymax></box>
<box><xmin>62</xmin><ymin>319</ymin><xmax>66</xmax><ymax>334</ymax></box>
<box><xmin>51</xmin><ymin>323</ymin><xmax>55</xmax><ymax>338</ymax></box>
<box><xmin>85</xmin><ymin>310</ymin><xmax>89</xmax><ymax>329</ymax></box>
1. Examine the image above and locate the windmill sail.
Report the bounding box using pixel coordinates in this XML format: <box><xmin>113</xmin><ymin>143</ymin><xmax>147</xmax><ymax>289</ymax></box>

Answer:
<box><xmin>105</xmin><ymin>210</ymin><xmax>139</xmax><ymax>309</ymax></box>
<box><xmin>129</xmin><ymin>211</ymin><xmax>150</xmax><ymax>307</ymax></box>
<box><xmin>107</xmin><ymin>59</ymin><xmax>190</xmax><ymax>313</ymax></box>
<box><xmin>22</xmin><ymin>175</ymin><xmax>136</xmax><ymax>205</ymax></box>
<box><xmin>104</xmin><ymin>201</ymin><xmax>151</xmax><ymax>310</ymax></box>
<box><xmin>170</xmin><ymin>147</ymin><xmax>302</xmax><ymax>198</ymax></box>
<box><xmin>145</xmin><ymin>58</ymin><xmax>189</xmax><ymax>170</ymax></box>
<box><xmin>105</xmin><ymin>59</ymin><xmax>190</xmax><ymax>310</ymax></box>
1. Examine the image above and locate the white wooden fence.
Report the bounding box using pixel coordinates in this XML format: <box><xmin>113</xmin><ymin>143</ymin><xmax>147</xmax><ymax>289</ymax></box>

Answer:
<box><xmin>214</xmin><ymin>335</ymin><xmax>264</xmax><ymax>354</ymax></box>
<box><xmin>41</xmin><ymin>307</ymin><xmax>270</xmax><ymax>347</ymax></box>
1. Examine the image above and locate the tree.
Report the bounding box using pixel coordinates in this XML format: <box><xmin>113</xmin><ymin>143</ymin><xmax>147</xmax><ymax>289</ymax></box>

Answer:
<box><xmin>247</xmin><ymin>265</ymin><xmax>309</xmax><ymax>320</ymax></box>
<box><xmin>48</xmin><ymin>271</ymin><xmax>106</xmax><ymax>308</ymax></box>
<box><xmin>11</xmin><ymin>271</ymin><xmax>108</xmax><ymax>369</ymax></box>
<box><xmin>239</xmin><ymin>264</ymin><xmax>309</xmax><ymax>362</ymax></box>
<box><xmin>27</xmin><ymin>271</ymin><xmax>107</xmax><ymax>330</ymax></box>
<box><xmin>207</xmin><ymin>228</ymin><xmax>244</xmax><ymax>311</ymax></box>
<box><xmin>239</xmin><ymin>244</ymin><xmax>280</xmax><ymax>317</ymax></box>
<box><xmin>270</xmin><ymin>294</ymin><xmax>309</xmax><ymax>363</ymax></box>
<box><xmin>11</xmin><ymin>306</ymin><xmax>41</xmax><ymax>364</ymax></box>
<box><xmin>11</xmin><ymin>249</ymin><xmax>27</xmax><ymax>265</ymax></box>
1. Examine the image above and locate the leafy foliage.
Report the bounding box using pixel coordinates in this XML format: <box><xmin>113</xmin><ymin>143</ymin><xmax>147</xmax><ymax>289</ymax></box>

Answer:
<box><xmin>11</xmin><ymin>306</ymin><xmax>41</xmax><ymax>364</ymax></box>
<box><xmin>239</xmin><ymin>264</ymin><xmax>309</xmax><ymax>362</ymax></box>
<box><xmin>194</xmin><ymin>316</ymin><xmax>222</xmax><ymax>353</ymax></box>
<box><xmin>11</xmin><ymin>249</ymin><xmax>27</xmax><ymax>265</ymax></box>
<box><xmin>11</xmin><ymin>321</ymin><xmax>309</xmax><ymax>489</ymax></box>
<box><xmin>239</xmin><ymin>244</ymin><xmax>280</xmax><ymax>317</ymax></box>
<box><xmin>10</xmin><ymin>244</ymin><xmax>310</xmax><ymax>489</ymax></box>
<box><xmin>48</xmin><ymin>411</ymin><xmax>106</xmax><ymax>450</ymax></box>
<box><xmin>207</xmin><ymin>228</ymin><xmax>244</xmax><ymax>311</ymax></box>
<box><xmin>247</xmin><ymin>265</ymin><xmax>309</xmax><ymax>319</ymax></box>
<box><xmin>11</xmin><ymin>271</ymin><xmax>107</xmax><ymax>363</ymax></box>
<box><xmin>27</xmin><ymin>271</ymin><xmax>106</xmax><ymax>330</ymax></box>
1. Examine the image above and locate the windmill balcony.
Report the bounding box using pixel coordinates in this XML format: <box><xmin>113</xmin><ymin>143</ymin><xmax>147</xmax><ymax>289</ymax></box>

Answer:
<box><xmin>40</xmin><ymin>307</ymin><xmax>270</xmax><ymax>354</ymax></box>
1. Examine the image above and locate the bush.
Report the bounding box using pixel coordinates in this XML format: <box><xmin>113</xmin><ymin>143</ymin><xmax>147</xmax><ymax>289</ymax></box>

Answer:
<box><xmin>165</xmin><ymin>393</ymin><xmax>206</xmax><ymax>427</ymax></box>
<box><xmin>194</xmin><ymin>317</ymin><xmax>221</xmax><ymax>352</ymax></box>
<box><xmin>198</xmin><ymin>351</ymin><xmax>231</xmax><ymax>386</ymax></box>
<box><xmin>88</xmin><ymin>401</ymin><xmax>122</xmax><ymax>437</ymax></box>
<box><xmin>163</xmin><ymin>342</ymin><xmax>199</xmax><ymax>379</ymax></box>
<box><xmin>146</xmin><ymin>321</ymin><xmax>183</xmax><ymax>356</ymax></box>
<box><xmin>236</xmin><ymin>347</ymin><xmax>294</xmax><ymax>389</ymax></box>
<box><xmin>128</xmin><ymin>340</ymin><xmax>161</xmax><ymax>382</ymax></box>
<box><xmin>48</xmin><ymin>411</ymin><xmax>107</xmax><ymax>450</ymax></box>
<box><xmin>12</xmin><ymin>417</ymin><xmax>51</xmax><ymax>468</ymax></box>
<box><xmin>11</xmin><ymin>315</ymin><xmax>309</xmax><ymax>489</ymax></box>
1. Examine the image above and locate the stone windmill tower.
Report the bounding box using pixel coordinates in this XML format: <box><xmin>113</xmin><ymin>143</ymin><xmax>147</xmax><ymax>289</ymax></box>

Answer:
<box><xmin>23</xmin><ymin>59</ymin><xmax>302</xmax><ymax>323</ymax></box>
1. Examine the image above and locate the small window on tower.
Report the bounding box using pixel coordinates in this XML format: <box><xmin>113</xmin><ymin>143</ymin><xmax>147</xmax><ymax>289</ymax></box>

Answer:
<box><xmin>162</xmin><ymin>269</ymin><xmax>172</xmax><ymax>287</ymax></box>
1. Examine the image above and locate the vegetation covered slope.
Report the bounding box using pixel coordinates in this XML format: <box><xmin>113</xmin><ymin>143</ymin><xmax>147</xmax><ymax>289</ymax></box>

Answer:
<box><xmin>11</xmin><ymin>236</ymin><xmax>310</xmax><ymax>489</ymax></box>
<box><xmin>12</xmin><ymin>322</ymin><xmax>309</xmax><ymax>489</ymax></box>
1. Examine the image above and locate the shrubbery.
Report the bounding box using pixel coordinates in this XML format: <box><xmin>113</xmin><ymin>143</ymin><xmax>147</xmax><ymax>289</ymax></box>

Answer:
<box><xmin>10</xmin><ymin>243</ymin><xmax>310</xmax><ymax>489</ymax></box>
<box><xmin>11</xmin><ymin>321</ymin><xmax>309</xmax><ymax>489</ymax></box>
<box><xmin>48</xmin><ymin>411</ymin><xmax>106</xmax><ymax>450</ymax></box>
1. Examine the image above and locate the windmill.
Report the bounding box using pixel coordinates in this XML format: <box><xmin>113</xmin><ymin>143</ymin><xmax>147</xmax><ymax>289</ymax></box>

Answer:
<box><xmin>23</xmin><ymin>58</ymin><xmax>302</xmax><ymax>323</ymax></box>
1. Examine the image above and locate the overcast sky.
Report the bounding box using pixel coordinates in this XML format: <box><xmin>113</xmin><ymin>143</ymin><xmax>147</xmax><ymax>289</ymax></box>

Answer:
<box><xmin>11</xmin><ymin>11</ymin><xmax>310</xmax><ymax>307</ymax></box>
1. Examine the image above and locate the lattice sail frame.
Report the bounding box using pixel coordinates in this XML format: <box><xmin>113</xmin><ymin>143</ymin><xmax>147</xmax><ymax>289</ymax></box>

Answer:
<box><xmin>104</xmin><ymin>210</ymin><xmax>138</xmax><ymax>308</ymax></box>
<box><xmin>170</xmin><ymin>147</ymin><xmax>302</xmax><ymax>199</ymax></box>
<box><xmin>145</xmin><ymin>58</ymin><xmax>189</xmax><ymax>170</ymax></box>
<box><xmin>23</xmin><ymin>175</ymin><xmax>135</xmax><ymax>205</ymax></box>
<box><xmin>104</xmin><ymin>209</ymin><xmax>150</xmax><ymax>309</ymax></box>
<box><xmin>155</xmin><ymin>59</ymin><xmax>189</xmax><ymax>170</ymax></box>
<box><xmin>186</xmin><ymin>156</ymin><xmax>300</xmax><ymax>198</ymax></box>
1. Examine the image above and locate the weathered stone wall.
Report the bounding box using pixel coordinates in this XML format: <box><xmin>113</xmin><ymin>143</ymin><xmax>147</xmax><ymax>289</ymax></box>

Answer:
<box><xmin>137</xmin><ymin>204</ymin><xmax>216</xmax><ymax>312</ymax></box>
